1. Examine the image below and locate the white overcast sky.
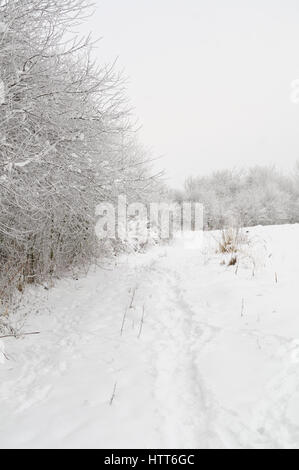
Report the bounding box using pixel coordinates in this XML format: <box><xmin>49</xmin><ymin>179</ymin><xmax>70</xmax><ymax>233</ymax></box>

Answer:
<box><xmin>80</xmin><ymin>0</ymin><xmax>299</xmax><ymax>187</ymax></box>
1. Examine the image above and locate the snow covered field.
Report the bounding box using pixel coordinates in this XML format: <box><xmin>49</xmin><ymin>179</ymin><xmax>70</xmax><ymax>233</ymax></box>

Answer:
<box><xmin>1</xmin><ymin>224</ymin><xmax>299</xmax><ymax>449</ymax></box>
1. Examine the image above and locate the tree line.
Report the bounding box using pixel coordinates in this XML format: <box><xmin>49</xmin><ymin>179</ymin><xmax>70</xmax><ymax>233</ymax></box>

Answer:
<box><xmin>173</xmin><ymin>165</ymin><xmax>299</xmax><ymax>230</ymax></box>
<box><xmin>0</xmin><ymin>0</ymin><xmax>162</xmax><ymax>304</ymax></box>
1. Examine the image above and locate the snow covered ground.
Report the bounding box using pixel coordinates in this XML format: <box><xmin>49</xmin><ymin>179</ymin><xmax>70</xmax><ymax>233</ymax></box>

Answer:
<box><xmin>1</xmin><ymin>224</ymin><xmax>299</xmax><ymax>449</ymax></box>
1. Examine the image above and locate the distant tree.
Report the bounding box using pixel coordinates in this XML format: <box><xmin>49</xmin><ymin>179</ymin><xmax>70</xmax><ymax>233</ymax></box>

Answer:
<box><xmin>180</xmin><ymin>165</ymin><xmax>299</xmax><ymax>230</ymax></box>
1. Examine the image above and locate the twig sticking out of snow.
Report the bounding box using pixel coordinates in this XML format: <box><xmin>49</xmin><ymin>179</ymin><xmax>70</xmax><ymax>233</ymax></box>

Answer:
<box><xmin>275</xmin><ymin>272</ymin><xmax>278</xmax><ymax>283</ymax></box>
<box><xmin>129</xmin><ymin>286</ymin><xmax>137</xmax><ymax>309</ymax></box>
<box><xmin>0</xmin><ymin>331</ymin><xmax>40</xmax><ymax>339</ymax></box>
<box><xmin>109</xmin><ymin>382</ymin><xmax>117</xmax><ymax>406</ymax></box>
<box><xmin>0</xmin><ymin>340</ymin><xmax>6</xmax><ymax>364</ymax></box>
<box><xmin>120</xmin><ymin>285</ymin><xmax>138</xmax><ymax>335</ymax></box>
<box><xmin>120</xmin><ymin>308</ymin><xmax>128</xmax><ymax>336</ymax></box>
<box><xmin>241</xmin><ymin>298</ymin><xmax>245</xmax><ymax>317</ymax></box>
<box><xmin>138</xmin><ymin>305</ymin><xmax>146</xmax><ymax>339</ymax></box>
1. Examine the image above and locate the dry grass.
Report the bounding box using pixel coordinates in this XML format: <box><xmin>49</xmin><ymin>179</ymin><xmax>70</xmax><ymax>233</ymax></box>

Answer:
<box><xmin>217</xmin><ymin>227</ymin><xmax>250</xmax><ymax>267</ymax></box>
<box><xmin>217</xmin><ymin>227</ymin><xmax>248</xmax><ymax>254</ymax></box>
<box><xmin>228</xmin><ymin>255</ymin><xmax>238</xmax><ymax>266</ymax></box>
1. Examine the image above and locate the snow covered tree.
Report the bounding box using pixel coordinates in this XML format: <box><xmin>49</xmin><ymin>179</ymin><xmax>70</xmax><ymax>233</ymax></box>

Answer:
<box><xmin>0</xmin><ymin>0</ymin><xmax>160</xmax><ymax>302</ymax></box>
<box><xmin>181</xmin><ymin>166</ymin><xmax>299</xmax><ymax>230</ymax></box>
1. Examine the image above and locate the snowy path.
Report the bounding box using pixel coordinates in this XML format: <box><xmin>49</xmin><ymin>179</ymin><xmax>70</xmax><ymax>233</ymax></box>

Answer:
<box><xmin>1</xmin><ymin>225</ymin><xmax>299</xmax><ymax>448</ymax></box>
